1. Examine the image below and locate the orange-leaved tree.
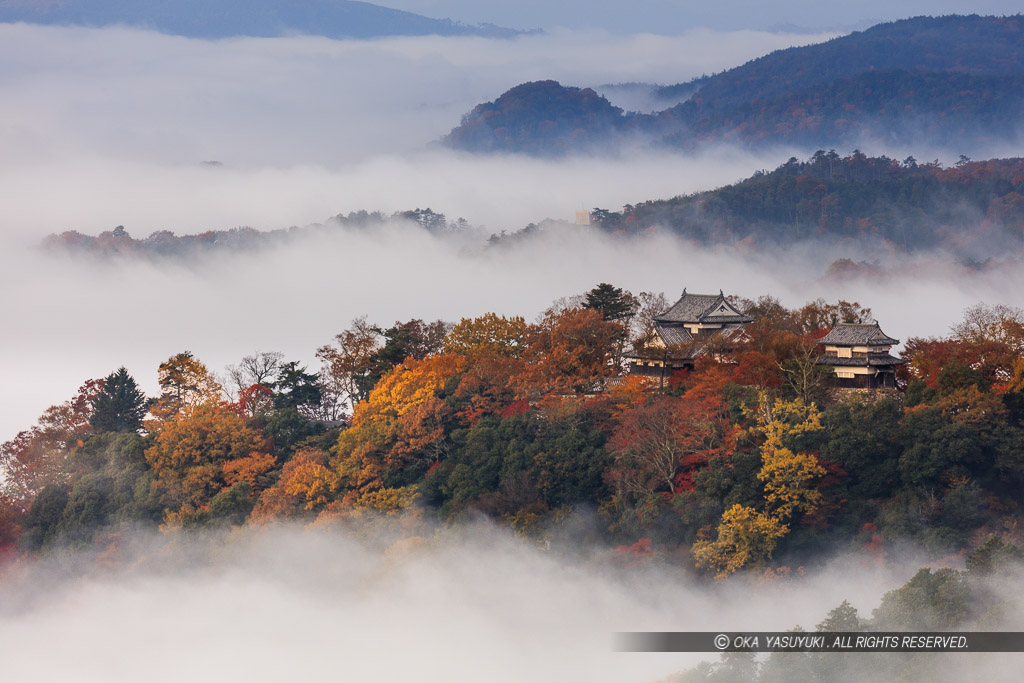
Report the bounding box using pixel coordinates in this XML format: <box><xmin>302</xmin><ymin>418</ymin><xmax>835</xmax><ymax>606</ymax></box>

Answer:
<box><xmin>333</xmin><ymin>354</ymin><xmax>468</xmax><ymax>511</ymax></box>
<box><xmin>515</xmin><ymin>307</ymin><xmax>619</xmax><ymax>399</ymax></box>
<box><xmin>144</xmin><ymin>404</ymin><xmax>266</xmax><ymax>523</ymax></box>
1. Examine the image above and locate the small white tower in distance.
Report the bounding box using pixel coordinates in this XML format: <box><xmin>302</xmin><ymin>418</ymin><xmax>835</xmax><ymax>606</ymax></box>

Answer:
<box><xmin>575</xmin><ymin>209</ymin><xmax>591</xmax><ymax>225</ymax></box>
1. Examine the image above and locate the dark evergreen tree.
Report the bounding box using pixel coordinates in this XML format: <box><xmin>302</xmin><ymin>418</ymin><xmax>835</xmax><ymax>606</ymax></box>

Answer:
<box><xmin>583</xmin><ymin>283</ymin><xmax>638</xmax><ymax>323</ymax></box>
<box><xmin>272</xmin><ymin>361</ymin><xmax>322</xmax><ymax>411</ymax></box>
<box><xmin>89</xmin><ymin>367</ymin><xmax>148</xmax><ymax>433</ymax></box>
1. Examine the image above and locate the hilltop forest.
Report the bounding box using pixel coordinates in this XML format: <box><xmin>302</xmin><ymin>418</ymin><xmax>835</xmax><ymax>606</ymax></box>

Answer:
<box><xmin>593</xmin><ymin>152</ymin><xmax>1024</xmax><ymax>256</ymax></box>
<box><xmin>4</xmin><ymin>284</ymin><xmax>1024</xmax><ymax>587</ymax></box>
<box><xmin>443</xmin><ymin>15</ymin><xmax>1024</xmax><ymax>155</ymax></box>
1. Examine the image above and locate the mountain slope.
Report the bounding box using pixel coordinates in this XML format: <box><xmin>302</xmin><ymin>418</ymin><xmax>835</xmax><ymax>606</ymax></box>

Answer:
<box><xmin>443</xmin><ymin>15</ymin><xmax>1024</xmax><ymax>155</ymax></box>
<box><xmin>596</xmin><ymin>153</ymin><xmax>1024</xmax><ymax>258</ymax></box>
<box><xmin>681</xmin><ymin>14</ymin><xmax>1024</xmax><ymax>113</ymax></box>
<box><xmin>0</xmin><ymin>0</ymin><xmax>527</xmax><ymax>39</ymax></box>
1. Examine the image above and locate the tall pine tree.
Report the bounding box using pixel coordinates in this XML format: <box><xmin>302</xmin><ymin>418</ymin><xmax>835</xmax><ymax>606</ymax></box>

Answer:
<box><xmin>89</xmin><ymin>367</ymin><xmax>148</xmax><ymax>433</ymax></box>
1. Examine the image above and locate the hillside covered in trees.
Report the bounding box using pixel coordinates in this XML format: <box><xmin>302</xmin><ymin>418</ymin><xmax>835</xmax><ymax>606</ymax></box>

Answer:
<box><xmin>443</xmin><ymin>15</ymin><xmax>1024</xmax><ymax>155</ymax></box>
<box><xmin>4</xmin><ymin>285</ymin><xmax>1024</xmax><ymax>587</ymax></box>
<box><xmin>593</xmin><ymin>153</ymin><xmax>1024</xmax><ymax>257</ymax></box>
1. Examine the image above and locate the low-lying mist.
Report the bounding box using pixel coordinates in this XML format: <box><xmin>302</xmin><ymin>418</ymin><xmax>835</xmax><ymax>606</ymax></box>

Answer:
<box><xmin>0</xmin><ymin>518</ymin><xmax>1005</xmax><ymax>683</ymax></box>
<box><xmin>0</xmin><ymin>146</ymin><xmax>801</xmax><ymax>243</ymax></box>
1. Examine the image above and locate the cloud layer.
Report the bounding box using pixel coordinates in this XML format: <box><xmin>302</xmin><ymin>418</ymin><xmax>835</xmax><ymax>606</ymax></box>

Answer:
<box><xmin>0</xmin><ymin>523</ymin><xmax>950</xmax><ymax>683</ymax></box>
<box><xmin>0</xmin><ymin>23</ymin><xmax>833</xmax><ymax>167</ymax></box>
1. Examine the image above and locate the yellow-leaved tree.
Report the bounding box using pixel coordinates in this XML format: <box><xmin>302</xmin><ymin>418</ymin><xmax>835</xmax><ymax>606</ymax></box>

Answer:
<box><xmin>442</xmin><ymin>313</ymin><xmax>528</xmax><ymax>358</ymax></box>
<box><xmin>149</xmin><ymin>351</ymin><xmax>223</xmax><ymax>424</ymax></box>
<box><xmin>759</xmin><ymin>447</ymin><xmax>827</xmax><ymax>519</ymax></box>
<box><xmin>691</xmin><ymin>504</ymin><xmax>789</xmax><ymax>580</ymax></box>
<box><xmin>694</xmin><ymin>393</ymin><xmax>826</xmax><ymax>579</ymax></box>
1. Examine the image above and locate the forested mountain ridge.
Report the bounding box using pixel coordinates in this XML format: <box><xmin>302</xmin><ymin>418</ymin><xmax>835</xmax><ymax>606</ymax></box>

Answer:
<box><xmin>41</xmin><ymin>154</ymin><xmax>1024</xmax><ymax>262</ymax></box>
<box><xmin>0</xmin><ymin>0</ymin><xmax>530</xmax><ymax>39</ymax></box>
<box><xmin>679</xmin><ymin>13</ymin><xmax>1024</xmax><ymax>112</ymax></box>
<box><xmin>593</xmin><ymin>153</ymin><xmax>1024</xmax><ymax>257</ymax></box>
<box><xmin>443</xmin><ymin>15</ymin><xmax>1024</xmax><ymax>154</ymax></box>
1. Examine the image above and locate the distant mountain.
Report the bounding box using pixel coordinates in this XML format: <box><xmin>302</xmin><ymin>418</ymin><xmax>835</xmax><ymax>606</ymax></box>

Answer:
<box><xmin>0</xmin><ymin>0</ymin><xmax>530</xmax><ymax>39</ymax></box>
<box><xmin>443</xmin><ymin>81</ymin><xmax>629</xmax><ymax>155</ymax></box>
<box><xmin>443</xmin><ymin>15</ymin><xmax>1024</xmax><ymax>155</ymax></box>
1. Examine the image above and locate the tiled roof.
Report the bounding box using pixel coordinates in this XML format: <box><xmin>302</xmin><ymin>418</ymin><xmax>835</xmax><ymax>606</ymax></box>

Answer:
<box><xmin>655</xmin><ymin>290</ymin><xmax>754</xmax><ymax>325</ymax></box>
<box><xmin>656</xmin><ymin>325</ymin><xmax>694</xmax><ymax>347</ymax></box>
<box><xmin>817</xmin><ymin>322</ymin><xmax>899</xmax><ymax>346</ymax></box>
<box><xmin>626</xmin><ymin>325</ymin><xmax>699</xmax><ymax>360</ymax></box>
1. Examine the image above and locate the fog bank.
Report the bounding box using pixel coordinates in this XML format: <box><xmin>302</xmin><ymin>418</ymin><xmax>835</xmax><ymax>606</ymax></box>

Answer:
<box><xmin>0</xmin><ymin>23</ymin><xmax>833</xmax><ymax>167</ymax></box>
<box><xmin>0</xmin><ymin>522</ymin><xmax>963</xmax><ymax>683</ymax></box>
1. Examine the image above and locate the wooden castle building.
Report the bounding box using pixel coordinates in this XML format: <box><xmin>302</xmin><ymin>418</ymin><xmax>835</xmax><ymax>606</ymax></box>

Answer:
<box><xmin>627</xmin><ymin>289</ymin><xmax>753</xmax><ymax>377</ymax></box>
<box><xmin>626</xmin><ymin>288</ymin><xmax>906</xmax><ymax>390</ymax></box>
<box><xmin>814</xmin><ymin>322</ymin><xmax>905</xmax><ymax>389</ymax></box>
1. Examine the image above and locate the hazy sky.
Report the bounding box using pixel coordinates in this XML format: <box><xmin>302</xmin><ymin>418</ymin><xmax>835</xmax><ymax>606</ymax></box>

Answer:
<box><xmin>380</xmin><ymin>0</ymin><xmax>1023</xmax><ymax>32</ymax></box>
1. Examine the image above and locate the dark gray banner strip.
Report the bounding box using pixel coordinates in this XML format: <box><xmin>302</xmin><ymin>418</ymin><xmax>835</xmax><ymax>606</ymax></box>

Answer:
<box><xmin>615</xmin><ymin>632</ymin><xmax>1024</xmax><ymax>653</ymax></box>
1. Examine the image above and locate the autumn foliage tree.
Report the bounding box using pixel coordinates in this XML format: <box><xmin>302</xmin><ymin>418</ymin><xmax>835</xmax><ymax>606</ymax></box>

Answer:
<box><xmin>149</xmin><ymin>351</ymin><xmax>223</xmax><ymax>423</ymax></box>
<box><xmin>516</xmin><ymin>307</ymin><xmax>618</xmax><ymax>398</ymax></box>
<box><xmin>316</xmin><ymin>316</ymin><xmax>380</xmax><ymax>415</ymax></box>
<box><xmin>443</xmin><ymin>313</ymin><xmax>528</xmax><ymax>358</ymax></box>
<box><xmin>144</xmin><ymin>404</ymin><xmax>265</xmax><ymax>524</ymax></box>
<box><xmin>691</xmin><ymin>503</ymin><xmax>789</xmax><ymax>579</ymax></box>
<box><xmin>607</xmin><ymin>390</ymin><xmax>733</xmax><ymax>505</ymax></box>
<box><xmin>0</xmin><ymin>379</ymin><xmax>103</xmax><ymax>507</ymax></box>
<box><xmin>693</xmin><ymin>394</ymin><xmax>826</xmax><ymax>578</ymax></box>
<box><xmin>333</xmin><ymin>354</ymin><xmax>468</xmax><ymax>511</ymax></box>
<box><xmin>251</xmin><ymin>448</ymin><xmax>337</xmax><ymax>521</ymax></box>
